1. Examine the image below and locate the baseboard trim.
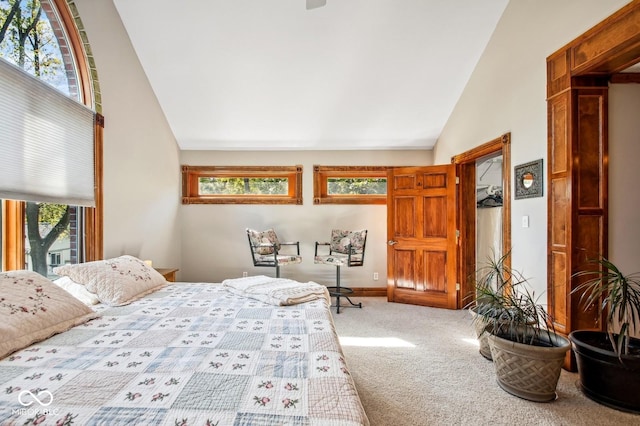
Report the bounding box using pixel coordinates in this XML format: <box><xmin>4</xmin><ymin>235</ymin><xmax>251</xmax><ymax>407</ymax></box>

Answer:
<box><xmin>346</xmin><ymin>287</ymin><xmax>387</xmax><ymax>297</ymax></box>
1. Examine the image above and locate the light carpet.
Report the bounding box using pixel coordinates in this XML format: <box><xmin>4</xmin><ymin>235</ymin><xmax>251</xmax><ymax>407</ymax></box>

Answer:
<box><xmin>331</xmin><ymin>297</ymin><xmax>639</xmax><ymax>426</ymax></box>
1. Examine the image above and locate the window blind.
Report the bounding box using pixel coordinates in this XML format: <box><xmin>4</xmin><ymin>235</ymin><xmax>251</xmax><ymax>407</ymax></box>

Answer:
<box><xmin>0</xmin><ymin>57</ymin><xmax>95</xmax><ymax>206</ymax></box>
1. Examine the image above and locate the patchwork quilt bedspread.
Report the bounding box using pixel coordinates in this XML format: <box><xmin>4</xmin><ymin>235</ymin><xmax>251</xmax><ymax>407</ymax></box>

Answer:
<box><xmin>0</xmin><ymin>283</ymin><xmax>369</xmax><ymax>425</ymax></box>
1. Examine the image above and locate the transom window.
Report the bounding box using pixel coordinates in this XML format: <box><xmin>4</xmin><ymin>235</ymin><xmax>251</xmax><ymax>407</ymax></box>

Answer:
<box><xmin>313</xmin><ymin>166</ymin><xmax>388</xmax><ymax>205</ymax></box>
<box><xmin>182</xmin><ymin>166</ymin><xmax>302</xmax><ymax>204</ymax></box>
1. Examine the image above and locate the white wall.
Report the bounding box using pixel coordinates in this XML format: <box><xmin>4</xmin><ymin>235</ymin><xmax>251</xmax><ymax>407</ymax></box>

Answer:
<box><xmin>73</xmin><ymin>0</ymin><xmax>637</xmax><ymax>291</ymax></box>
<box><xmin>609</xmin><ymin>84</ymin><xmax>640</xmax><ymax>274</ymax></box>
<box><xmin>74</xmin><ymin>0</ymin><xmax>182</xmax><ymax>272</ymax></box>
<box><xmin>180</xmin><ymin>150</ymin><xmax>432</xmax><ymax>284</ymax></box>
<box><xmin>434</xmin><ymin>0</ymin><xmax>631</xmax><ymax>296</ymax></box>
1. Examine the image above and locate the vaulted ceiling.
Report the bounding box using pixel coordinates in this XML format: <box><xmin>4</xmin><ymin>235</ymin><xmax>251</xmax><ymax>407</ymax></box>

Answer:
<box><xmin>113</xmin><ymin>0</ymin><xmax>508</xmax><ymax>150</ymax></box>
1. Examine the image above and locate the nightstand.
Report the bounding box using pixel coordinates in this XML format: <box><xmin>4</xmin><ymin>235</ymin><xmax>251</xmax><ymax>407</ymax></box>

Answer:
<box><xmin>155</xmin><ymin>268</ymin><xmax>179</xmax><ymax>282</ymax></box>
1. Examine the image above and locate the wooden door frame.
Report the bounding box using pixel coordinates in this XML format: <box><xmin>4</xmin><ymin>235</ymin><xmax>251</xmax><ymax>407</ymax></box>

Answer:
<box><xmin>546</xmin><ymin>1</ymin><xmax>640</xmax><ymax>370</ymax></box>
<box><xmin>452</xmin><ymin>133</ymin><xmax>512</xmax><ymax>309</ymax></box>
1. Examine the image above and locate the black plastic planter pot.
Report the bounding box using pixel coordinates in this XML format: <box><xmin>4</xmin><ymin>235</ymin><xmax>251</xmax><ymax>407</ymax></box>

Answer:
<box><xmin>569</xmin><ymin>330</ymin><xmax>640</xmax><ymax>413</ymax></box>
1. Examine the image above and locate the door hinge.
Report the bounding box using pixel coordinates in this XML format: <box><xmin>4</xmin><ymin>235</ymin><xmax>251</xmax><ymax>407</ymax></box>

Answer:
<box><xmin>455</xmin><ymin>176</ymin><xmax>460</xmax><ymax>184</ymax></box>
<box><xmin>456</xmin><ymin>283</ymin><xmax>461</xmax><ymax>291</ymax></box>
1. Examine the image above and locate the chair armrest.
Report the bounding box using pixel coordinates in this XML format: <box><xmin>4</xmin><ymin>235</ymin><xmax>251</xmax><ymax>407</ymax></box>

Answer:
<box><xmin>315</xmin><ymin>241</ymin><xmax>330</xmax><ymax>256</ymax></box>
<box><xmin>280</xmin><ymin>241</ymin><xmax>300</xmax><ymax>255</ymax></box>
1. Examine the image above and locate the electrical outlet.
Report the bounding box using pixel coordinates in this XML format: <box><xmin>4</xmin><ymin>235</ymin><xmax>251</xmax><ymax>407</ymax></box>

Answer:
<box><xmin>373</xmin><ymin>272</ymin><xmax>379</xmax><ymax>280</ymax></box>
<box><xmin>242</xmin><ymin>271</ymin><xmax>248</xmax><ymax>277</ymax></box>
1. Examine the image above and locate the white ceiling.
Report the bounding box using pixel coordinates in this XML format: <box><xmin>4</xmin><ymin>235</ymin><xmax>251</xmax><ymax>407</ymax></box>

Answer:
<box><xmin>113</xmin><ymin>0</ymin><xmax>508</xmax><ymax>151</ymax></box>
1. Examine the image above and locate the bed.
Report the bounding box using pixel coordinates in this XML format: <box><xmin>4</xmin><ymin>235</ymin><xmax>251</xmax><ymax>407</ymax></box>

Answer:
<box><xmin>0</xmin><ymin>256</ymin><xmax>369</xmax><ymax>426</ymax></box>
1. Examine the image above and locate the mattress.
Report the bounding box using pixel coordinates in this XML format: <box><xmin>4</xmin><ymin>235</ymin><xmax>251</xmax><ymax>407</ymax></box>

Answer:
<box><xmin>0</xmin><ymin>283</ymin><xmax>369</xmax><ymax>425</ymax></box>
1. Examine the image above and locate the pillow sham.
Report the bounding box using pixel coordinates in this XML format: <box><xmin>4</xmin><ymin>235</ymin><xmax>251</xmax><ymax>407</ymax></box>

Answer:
<box><xmin>53</xmin><ymin>276</ymin><xmax>100</xmax><ymax>306</ymax></box>
<box><xmin>53</xmin><ymin>255</ymin><xmax>167</xmax><ymax>306</ymax></box>
<box><xmin>0</xmin><ymin>270</ymin><xmax>99</xmax><ymax>360</ymax></box>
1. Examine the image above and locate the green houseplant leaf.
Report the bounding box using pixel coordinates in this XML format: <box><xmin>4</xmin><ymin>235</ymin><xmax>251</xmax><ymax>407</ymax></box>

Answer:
<box><xmin>572</xmin><ymin>257</ymin><xmax>640</xmax><ymax>357</ymax></box>
<box><xmin>467</xmin><ymin>251</ymin><xmax>558</xmax><ymax>346</ymax></box>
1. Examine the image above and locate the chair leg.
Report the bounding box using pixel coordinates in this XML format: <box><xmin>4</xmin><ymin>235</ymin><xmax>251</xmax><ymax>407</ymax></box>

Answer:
<box><xmin>275</xmin><ymin>265</ymin><xmax>280</xmax><ymax>278</ymax></box>
<box><xmin>329</xmin><ymin>265</ymin><xmax>362</xmax><ymax>314</ymax></box>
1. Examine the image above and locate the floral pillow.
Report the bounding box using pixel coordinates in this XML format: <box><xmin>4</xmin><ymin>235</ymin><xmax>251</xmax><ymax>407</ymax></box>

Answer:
<box><xmin>0</xmin><ymin>270</ymin><xmax>100</xmax><ymax>360</ymax></box>
<box><xmin>53</xmin><ymin>255</ymin><xmax>167</xmax><ymax>306</ymax></box>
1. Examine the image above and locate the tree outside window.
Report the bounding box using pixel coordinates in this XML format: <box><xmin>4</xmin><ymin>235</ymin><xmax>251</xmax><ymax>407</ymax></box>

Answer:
<box><xmin>199</xmin><ymin>177</ymin><xmax>289</xmax><ymax>195</ymax></box>
<box><xmin>327</xmin><ymin>177</ymin><xmax>387</xmax><ymax>195</ymax></box>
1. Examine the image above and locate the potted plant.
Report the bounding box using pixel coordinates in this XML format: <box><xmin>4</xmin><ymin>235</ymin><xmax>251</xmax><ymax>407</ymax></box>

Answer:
<box><xmin>469</xmin><ymin>253</ymin><xmax>571</xmax><ymax>402</ymax></box>
<box><xmin>467</xmin><ymin>252</ymin><xmax>516</xmax><ymax>361</ymax></box>
<box><xmin>570</xmin><ymin>257</ymin><xmax>640</xmax><ymax>413</ymax></box>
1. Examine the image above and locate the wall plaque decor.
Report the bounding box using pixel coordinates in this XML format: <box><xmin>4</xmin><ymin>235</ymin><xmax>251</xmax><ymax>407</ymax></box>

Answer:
<box><xmin>514</xmin><ymin>159</ymin><xmax>543</xmax><ymax>199</ymax></box>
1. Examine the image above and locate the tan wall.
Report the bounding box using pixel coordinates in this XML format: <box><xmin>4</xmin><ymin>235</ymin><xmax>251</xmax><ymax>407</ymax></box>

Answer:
<box><xmin>434</xmin><ymin>0</ymin><xmax>631</xmax><ymax>296</ymax></box>
<box><xmin>180</xmin><ymin>150</ymin><xmax>432</xmax><ymax>284</ymax></box>
<box><xmin>74</xmin><ymin>0</ymin><xmax>182</xmax><ymax>272</ymax></box>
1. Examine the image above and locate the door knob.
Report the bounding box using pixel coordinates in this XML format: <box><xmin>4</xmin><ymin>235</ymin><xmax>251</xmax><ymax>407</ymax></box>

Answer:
<box><xmin>388</xmin><ymin>240</ymin><xmax>398</xmax><ymax>246</ymax></box>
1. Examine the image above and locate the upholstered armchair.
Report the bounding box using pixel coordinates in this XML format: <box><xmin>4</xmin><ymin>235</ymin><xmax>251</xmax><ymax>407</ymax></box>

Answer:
<box><xmin>246</xmin><ymin>228</ymin><xmax>302</xmax><ymax>278</ymax></box>
<box><xmin>315</xmin><ymin>229</ymin><xmax>367</xmax><ymax>313</ymax></box>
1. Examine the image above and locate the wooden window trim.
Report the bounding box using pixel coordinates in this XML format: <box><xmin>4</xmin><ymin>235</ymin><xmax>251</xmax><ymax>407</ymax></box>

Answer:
<box><xmin>1</xmin><ymin>200</ymin><xmax>25</xmax><ymax>270</ymax></box>
<box><xmin>85</xmin><ymin>113</ymin><xmax>104</xmax><ymax>261</ymax></box>
<box><xmin>313</xmin><ymin>165</ymin><xmax>388</xmax><ymax>205</ymax></box>
<box><xmin>181</xmin><ymin>165</ymin><xmax>303</xmax><ymax>205</ymax></box>
<box><xmin>52</xmin><ymin>0</ymin><xmax>94</xmax><ymax>107</ymax></box>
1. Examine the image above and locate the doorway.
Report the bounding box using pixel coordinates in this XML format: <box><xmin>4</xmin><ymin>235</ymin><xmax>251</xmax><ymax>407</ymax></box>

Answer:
<box><xmin>476</xmin><ymin>153</ymin><xmax>504</xmax><ymax>268</ymax></box>
<box><xmin>545</xmin><ymin>3</ymin><xmax>640</xmax><ymax>358</ymax></box>
<box><xmin>453</xmin><ymin>133</ymin><xmax>512</xmax><ymax>308</ymax></box>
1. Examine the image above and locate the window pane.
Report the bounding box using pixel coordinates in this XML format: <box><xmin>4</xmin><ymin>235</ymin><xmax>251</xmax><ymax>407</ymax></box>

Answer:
<box><xmin>327</xmin><ymin>178</ymin><xmax>387</xmax><ymax>195</ymax></box>
<box><xmin>0</xmin><ymin>3</ymin><xmax>95</xmax><ymax>207</ymax></box>
<box><xmin>198</xmin><ymin>177</ymin><xmax>289</xmax><ymax>195</ymax></box>
<box><xmin>24</xmin><ymin>202</ymin><xmax>76</xmax><ymax>278</ymax></box>
<box><xmin>0</xmin><ymin>1</ymin><xmax>98</xmax><ymax>271</ymax></box>
<box><xmin>0</xmin><ymin>0</ymin><xmax>76</xmax><ymax>99</ymax></box>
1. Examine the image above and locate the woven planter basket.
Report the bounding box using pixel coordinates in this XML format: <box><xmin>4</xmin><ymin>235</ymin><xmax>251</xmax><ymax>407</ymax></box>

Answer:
<box><xmin>488</xmin><ymin>331</ymin><xmax>570</xmax><ymax>402</ymax></box>
<box><xmin>469</xmin><ymin>308</ymin><xmax>492</xmax><ymax>360</ymax></box>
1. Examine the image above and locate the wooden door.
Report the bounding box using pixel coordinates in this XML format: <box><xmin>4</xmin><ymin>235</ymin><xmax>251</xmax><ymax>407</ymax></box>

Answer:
<box><xmin>387</xmin><ymin>165</ymin><xmax>458</xmax><ymax>309</ymax></box>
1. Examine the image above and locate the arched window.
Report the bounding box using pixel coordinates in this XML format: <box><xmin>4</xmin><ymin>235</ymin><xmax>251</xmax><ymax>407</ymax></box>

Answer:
<box><xmin>0</xmin><ymin>0</ymin><xmax>102</xmax><ymax>276</ymax></box>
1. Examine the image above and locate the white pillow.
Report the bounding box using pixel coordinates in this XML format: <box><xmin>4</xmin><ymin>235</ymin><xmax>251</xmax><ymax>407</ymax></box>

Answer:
<box><xmin>53</xmin><ymin>276</ymin><xmax>100</xmax><ymax>305</ymax></box>
<box><xmin>53</xmin><ymin>255</ymin><xmax>167</xmax><ymax>306</ymax></box>
<box><xmin>0</xmin><ymin>270</ymin><xmax>99</xmax><ymax>360</ymax></box>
